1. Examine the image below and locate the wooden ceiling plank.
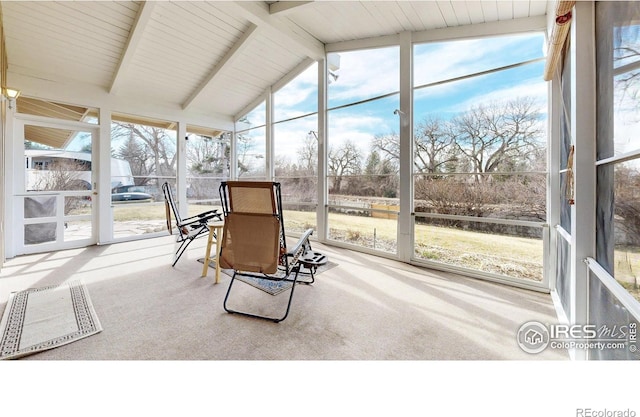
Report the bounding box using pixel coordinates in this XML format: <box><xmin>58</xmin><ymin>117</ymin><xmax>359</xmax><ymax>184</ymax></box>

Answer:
<box><xmin>481</xmin><ymin>1</ymin><xmax>500</xmax><ymax>21</ymax></box>
<box><xmin>466</xmin><ymin>1</ymin><xmax>487</xmax><ymax>25</ymax></box>
<box><xmin>182</xmin><ymin>23</ymin><xmax>259</xmax><ymax>110</ymax></box>
<box><xmin>496</xmin><ymin>1</ymin><xmax>514</xmax><ymax>20</ymax></box>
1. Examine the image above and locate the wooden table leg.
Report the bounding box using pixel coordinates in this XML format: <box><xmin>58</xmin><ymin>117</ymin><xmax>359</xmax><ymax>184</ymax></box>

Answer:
<box><xmin>214</xmin><ymin>226</ymin><xmax>222</xmax><ymax>284</ymax></box>
<box><xmin>202</xmin><ymin>225</ymin><xmax>215</xmax><ymax>278</ymax></box>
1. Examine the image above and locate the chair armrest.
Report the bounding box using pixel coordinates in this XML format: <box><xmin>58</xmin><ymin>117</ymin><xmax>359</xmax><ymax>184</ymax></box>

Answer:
<box><xmin>178</xmin><ymin>210</ymin><xmax>221</xmax><ymax>227</ymax></box>
<box><xmin>287</xmin><ymin>228</ymin><xmax>314</xmax><ymax>258</ymax></box>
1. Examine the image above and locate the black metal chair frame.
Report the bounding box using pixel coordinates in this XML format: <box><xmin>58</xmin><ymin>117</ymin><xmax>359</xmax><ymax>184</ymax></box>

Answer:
<box><xmin>219</xmin><ymin>181</ymin><xmax>326</xmax><ymax>323</ymax></box>
<box><xmin>162</xmin><ymin>182</ymin><xmax>222</xmax><ymax>267</ymax></box>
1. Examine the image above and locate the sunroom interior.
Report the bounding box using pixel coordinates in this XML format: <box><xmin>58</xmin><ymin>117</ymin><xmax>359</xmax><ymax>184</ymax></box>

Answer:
<box><xmin>1</xmin><ymin>0</ymin><xmax>639</xmax><ymax>363</ymax></box>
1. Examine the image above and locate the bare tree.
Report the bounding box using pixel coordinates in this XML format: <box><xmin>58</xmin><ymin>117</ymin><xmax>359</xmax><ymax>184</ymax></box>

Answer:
<box><xmin>32</xmin><ymin>159</ymin><xmax>90</xmax><ymax>192</ymax></box>
<box><xmin>236</xmin><ymin>133</ymin><xmax>259</xmax><ymax>177</ymax></box>
<box><xmin>328</xmin><ymin>140</ymin><xmax>362</xmax><ymax>193</ymax></box>
<box><xmin>187</xmin><ymin>134</ymin><xmax>229</xmax><ymax>176</ymax></box>
<box><xmin>31</xmin><ymin>159</ymin><xmax>90</xmax><ymax>214</ymax></box>
<box><xmin>115</xmin><ymin>132</ymin><xmax>151</xmax><ymax>185</ymax></box>
<box><xmin>112</xmin><ymin>123</ymin><xmax>176</xmax><ymax>184</ymax></box>
<box><xmin>372</xmin><ymin>133</ymin><xmax>399</xmax><ymax>169</ymax></box>
<box><xmin>372</xmin><ymin>117</ymin><xmax>458</xmax><ymax>175</ymax></box>
<box><xmin>450</xmin><ymin>97</ymin><xmax>543</xmax><ymax>180</ymax></box>
<box><xmin>414</xmin><ymin>116</ymin><xmax>458</xmax><ymax>174</ymax></box>
<box><xmin>297</xmin><ymin>133</ymin><xmax>318</xmax><ymax>175</ymax></box>
<box><xmin>615</xmin><ymin>164</ymin><xmax>640</xmax><ymax>245</ymax></box>
<box><xmin>363</xmin><ymin>150</ymin><xmax>398</xmax><ymax>197</ymax></box>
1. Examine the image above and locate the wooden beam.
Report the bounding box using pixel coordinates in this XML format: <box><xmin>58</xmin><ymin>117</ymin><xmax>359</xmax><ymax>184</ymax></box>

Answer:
<box><xmin>182</xmin><ymin>23</ymin><xmax>259</xmax><ymax>110</ymax></box>
<box><xmin>272</xmin><ymin>57</ymin><xmax>315</xmax><ymax>93</ymax></box>
<box><xmin>269</xmin><ymin>1</ymin><xmax>314</xmax><ymax>16</ymax></box>
<box><xmin>109</xmin><ymin>1</ymin><xmax>156</xmax><ymax>94</ymax></box>
<box><xmin>231</xmin><ymin>1</ymin><xmax>324</xmax><ymax>61</ymax></box>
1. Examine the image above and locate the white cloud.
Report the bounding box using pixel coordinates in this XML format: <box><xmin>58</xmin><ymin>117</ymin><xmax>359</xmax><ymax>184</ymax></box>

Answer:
<box><xmin>274</xmin><ymin>64</ymin><xmax>318</xmax><ymax>111</ymax></box>
<box><xmin>329</xmin><ymin>47</ymin><xmax>400</xmax><ymax>102</ymax></box>
<box><xmin>413</xmin><ymin>33</ymin><xmax>544</xmax><ymax>87</ymax></box>
<box><xmin>274</xmin><ymin>86</ymin><xmax>316</xmax><ymax>110</ymax></box>
<box><xmin>447</xmin><ymin>78</ymin><xmax>548</xmax><ymax>114</ymax></box>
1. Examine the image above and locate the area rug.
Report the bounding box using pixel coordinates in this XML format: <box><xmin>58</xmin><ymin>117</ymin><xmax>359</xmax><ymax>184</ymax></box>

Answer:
<box><xmin>0</xmin><ymin>280</ymin><xmax>102</xmax><ymax>360</ymax></box>
<box><xmin>198</xmin><ymin>259</ymin><xmax>338</xmax><ymax>295</ymax></box>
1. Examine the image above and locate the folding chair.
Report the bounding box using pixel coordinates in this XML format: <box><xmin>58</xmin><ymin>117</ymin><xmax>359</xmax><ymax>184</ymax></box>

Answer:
<box><xmin>218</xmin><ymin>181</ymin><xmax>326</xmax><ymax>322</ymax></box>
<box><xmin>162</xmin><ymin>182</ymin><xmax>222</xmax><ymax>267</ymax></box>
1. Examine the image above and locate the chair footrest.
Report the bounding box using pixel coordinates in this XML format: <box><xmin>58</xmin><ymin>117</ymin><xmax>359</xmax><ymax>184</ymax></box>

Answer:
<box><xmin>299</xmin><ymin>251</ymin><xmax>327</xmax><ymax>266</ymax></box>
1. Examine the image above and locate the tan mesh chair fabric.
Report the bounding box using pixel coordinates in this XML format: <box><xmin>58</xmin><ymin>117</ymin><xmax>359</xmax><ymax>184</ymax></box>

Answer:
<box><xmin>227</xmin><ymin>181</ymin><xmax>277</xmax><ymax>214</ymax></box>
<box><xmin>219</xmin><ymin>181</ymin><xmax>321</xmax><ymax>322</ymax></box>
<box><xmin>219</xmin><ymin>212</ymin><xmax>280</xmax><ymax>274</ymax></box>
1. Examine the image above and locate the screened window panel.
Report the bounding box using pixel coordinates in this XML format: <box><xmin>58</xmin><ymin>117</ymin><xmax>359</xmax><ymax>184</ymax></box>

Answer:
<box><xmin>414</xmin><ymin>173</ymin><xmax>546</xmax><ymax>222</ymax></box>
<box><xmin>413</xmin><ymin>33</ymin><xmax>545</xmax><ymax>88</ymax></box>
<box><xmin>414</xmin><ymin>216</ymin><xmax>543</xmax><ymax>281</ymax></box>
<box><xmin>327</xmin><ymin>47</ymin><xmax>399</xmax><ymax>109</ymax></box>
<box><xmin>557</xmin><ymin>235</ymin><xmax>572</xmax><ymax>322</ymax></box>
<box><xmin>589</xmin><ymin>272</ymin><xmax>640</xmax><ymax>360</ymax></box>
<box><xmin>596</xmin><ymin>1</ymin><xmax>640</xmax><ymax>159</ymax></box>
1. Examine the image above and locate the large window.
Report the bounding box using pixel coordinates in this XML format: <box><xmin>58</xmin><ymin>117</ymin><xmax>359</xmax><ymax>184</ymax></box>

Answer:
<box><xmin>557</xmin><ymin>45</ymin><xmax>573</xmax><ymax>320</ymax></box>
<box><xmin>326</xmin><ymin>47</ymin><xmax>400</xmax><ymax>253</ymax></box>
<box><xmin>273</xmin><ymin>63</ymin><xmax>318</xmax><ymax>234</ymax></box>
<box><xmin>412</xmin><ymin>33</ymin><xmax>548</xmax><ymax>282</ymax></box>
<box><xmin>110</xmin><ymin>113</ymin><xmax>176</xmax><ymax>239</ymax></box>
<box><xmin>596</xmin><ymin>2</ymin><xmax>640</xmax><ymax>304</ymax></box>
<box><xmin>185</xmin><ymin>126</ymin><xmax>230</xmax><ymax>217</ymax></box>
<box><xmin>236</xmin><ymin>101</ymin><xmax>266</xmax><ymax>180</ymax></box>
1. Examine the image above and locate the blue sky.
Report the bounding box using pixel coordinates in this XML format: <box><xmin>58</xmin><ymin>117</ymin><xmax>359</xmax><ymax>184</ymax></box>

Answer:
<box><xmin>238</xmin><ymin>31</ymin><xmax>550</xmax><ymax>167</ymax></box>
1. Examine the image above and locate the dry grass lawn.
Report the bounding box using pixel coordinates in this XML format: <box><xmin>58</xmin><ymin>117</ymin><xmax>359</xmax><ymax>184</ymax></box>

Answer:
<box><xmin>88</xmin><ymin>202</ymin><xmax>640</xmax><ymax>290</ymax></box>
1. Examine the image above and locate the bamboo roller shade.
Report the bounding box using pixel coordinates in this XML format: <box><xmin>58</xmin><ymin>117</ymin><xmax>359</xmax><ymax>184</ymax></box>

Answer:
<box><xmin>543</xmin><ymin>1</ymin><xmax>576</xmax><ymax>81</ymax></box>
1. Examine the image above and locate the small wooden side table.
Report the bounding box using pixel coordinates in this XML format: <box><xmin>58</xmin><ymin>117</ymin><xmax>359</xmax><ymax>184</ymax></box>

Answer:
<box><xmin>202</xmin><ymin>221</ymin><xmax>224</xmax><ymax>283</ymax></box>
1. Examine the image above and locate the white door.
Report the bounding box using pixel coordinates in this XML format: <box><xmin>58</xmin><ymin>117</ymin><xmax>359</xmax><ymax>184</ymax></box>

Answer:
<box><xmin>12</xmin><ymin>118</ymin><xmax>99</xmax><ymax>255</ymax></box>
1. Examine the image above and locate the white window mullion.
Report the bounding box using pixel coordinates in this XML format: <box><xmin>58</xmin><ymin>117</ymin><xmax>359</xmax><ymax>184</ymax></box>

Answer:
<box><xmin>570</xmin><ymin>1</ymin><xmax>596</xmax><ymax>360</ymax></box>
<box><xmin>98</xmin><ymin>107</ymin><xmax>113</xmax><ymax>244</ymax></box>
<box><xmin>548</xmin><ymin>67</ymin><xmax>562</xmax><ymax>293</ymax></box>
<box><xmin>317</xmin><ymin>58</ymin><xmax>328</xmax><ymax>242</ymax></box>
<box><xmin>177</xmin><ymin>121</ymin><xmax>187</xmax><ymax>218</ymax></box>
<box><xmin>266</xmin><ymin>87</ymin><xmax>274</xmax><ymax>181</ymax></box>
<box><xmin>398</xmin><ymin>31</ymin><xmax>413</xmax><ymax>263</ymax></box>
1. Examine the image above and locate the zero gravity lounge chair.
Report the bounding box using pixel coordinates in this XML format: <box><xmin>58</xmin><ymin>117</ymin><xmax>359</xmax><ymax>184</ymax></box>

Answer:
<box><xmin>218</xmin><ymin>181</ymin><xmax>326</xmax><ymax>322</ymax></box>
<box><xmin>162</xmin><ymin>182</ymin><xmax>222</xmax><ymax>267</ymax></box>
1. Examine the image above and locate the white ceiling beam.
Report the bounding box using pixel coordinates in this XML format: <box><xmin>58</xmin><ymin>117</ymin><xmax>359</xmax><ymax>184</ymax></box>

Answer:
<box><xmin>230</xmin><ymin>1</ymin><xmax>325</xmax><ymax>61</ymax></box>
<box><xmin>269</xmin><ymin>1</ymin><xmax>314</xmax><ymax>16</ymax></box>
<box><xmin>182</xmin><ymin>23</ymin><xmax>259</xmax><ymax>110</ymax></box>
<box><xmin>11</xmin><ymin>71</ymin><xmax>234</xmax><ymax>130</ymax></box>
<box><xmin>109</xmin><ymin>1</ymin><xmax>156</xmax><ymax>94</ymax></box>
<box><xmin>272</xmin><ymin>57</ymin><xmax>315</xmax><ymax>93</ymax></box>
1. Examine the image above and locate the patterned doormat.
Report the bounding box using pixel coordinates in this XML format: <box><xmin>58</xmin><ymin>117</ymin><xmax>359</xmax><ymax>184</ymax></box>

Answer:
<box><xmin>0</xmin><ymin>281</ymin><xmax>102</xmax><ymax>360</ymax></box>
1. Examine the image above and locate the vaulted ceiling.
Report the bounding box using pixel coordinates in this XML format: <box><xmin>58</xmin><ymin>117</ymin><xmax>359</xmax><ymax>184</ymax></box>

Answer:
<box><xmin>2</xmin><ymin>1</ymin><xmax>550</xmax><ymax>127</ymax></box>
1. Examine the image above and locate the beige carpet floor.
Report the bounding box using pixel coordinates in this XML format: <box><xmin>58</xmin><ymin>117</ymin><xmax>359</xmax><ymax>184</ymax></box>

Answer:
<box><xmin>0</xmin><ymin>234</ymin><xmax>567</xmax><ymax>360</ymax></box>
